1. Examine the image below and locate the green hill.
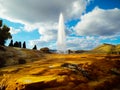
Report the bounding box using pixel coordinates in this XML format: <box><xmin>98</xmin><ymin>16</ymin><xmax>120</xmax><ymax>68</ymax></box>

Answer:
<box><xmin>90</xmin><ymin>43</ymin><xmax>120</xmax><ymax>54</ymax></box>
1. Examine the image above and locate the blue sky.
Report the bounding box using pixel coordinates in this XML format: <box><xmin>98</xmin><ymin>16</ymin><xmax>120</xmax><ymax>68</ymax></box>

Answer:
<box><xmin>0</xmin><ymin>0</ymin><xmax>120</xmax><ymax>50</ymax></box>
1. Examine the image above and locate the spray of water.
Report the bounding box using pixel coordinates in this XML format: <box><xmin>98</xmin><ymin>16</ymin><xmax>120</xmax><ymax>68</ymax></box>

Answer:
<box><xmin>57</xmin><ymin>13</ymin><xmax>66</xmax><ymax>53</ymax></box>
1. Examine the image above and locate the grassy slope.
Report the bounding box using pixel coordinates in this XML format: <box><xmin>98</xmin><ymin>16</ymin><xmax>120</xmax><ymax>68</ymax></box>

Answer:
<box><xmin>90</xmin><ymin>44</ymin><xmax>120</xmax><ymax>54</ymax></box>
<box><xmin>0</xmin><ymin>46</ymin><xmax>44</xmax><ymax>67</ymax></box>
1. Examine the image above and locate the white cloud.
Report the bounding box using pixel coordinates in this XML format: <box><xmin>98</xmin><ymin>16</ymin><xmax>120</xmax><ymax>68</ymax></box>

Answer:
<box><xmin>38</xmin><ymin>22</ymin><xmax>58</xmax><ymax>41</ymax></box>
<box><xmin>10</xmin><ymin>27</ymin><xmax>21</xmax><ymax>34</ymax></box>
<box><xmin>75</xmin><ymin>7</ymin><xmax>120</xmax><ymax>36</ymax></box>
<box><xmin>0</xmin><ymin>0</ymin><xmax>91</xmax><ymax>46</ymax></box>
<box><xmin>29</xmin><ymin>34</ymin><xmax>120</xmax><ymax>50</ymax></box>
<box><xmin>29</xmin><ymin>39</ymin><xmax>53</xmax><ymax>49</ymax></box>
<box><xmin>29</xmin><ymin>36</ymin><xmax>100</xmax><ymax>50</ymax></box>
<box><xmin>66</xmin><ymin>36</ymin><xmax>100</xmax><ymax>50</ymax></box>
<box><xmin>2</xmin><ymin>0</ymin><xmax>108</xmax><ymax>50</ymax></box>
<box><xmin>27</xmin><ymin>7</ymin><xmax>120</xmax><ymax>50</ymax></box>
<box><xmin>0</xmin><ymin>0</ymin><xmax>90</xmax><ymax>24</ymax></box>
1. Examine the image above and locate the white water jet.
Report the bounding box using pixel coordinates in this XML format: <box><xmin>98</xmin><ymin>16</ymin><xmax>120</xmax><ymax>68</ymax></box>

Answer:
<box><xmin>57</xmin><ymin>13</ymin><xmax>66</xmax><ymax>53</ymax></box>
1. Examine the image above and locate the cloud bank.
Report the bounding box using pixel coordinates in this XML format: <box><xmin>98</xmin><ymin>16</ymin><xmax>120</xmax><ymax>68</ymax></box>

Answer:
<box><xmin>75</xmin><ymin>7</ymin><xmax>120</xmax><ymax>36</ymax></box>
<box><xmin>10</xmin><ymin>27</ymin><xmax>21</xmax><ymax>34</ymax></box>
<box><xmin>0</xmin><ymin>0</ymin><xmax>89</xmax><ymax>23</ymax></box>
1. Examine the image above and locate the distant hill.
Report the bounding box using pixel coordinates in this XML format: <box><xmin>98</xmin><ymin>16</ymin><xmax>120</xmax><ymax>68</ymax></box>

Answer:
<box><xmin>90</xmin><ymin>43</ymin><xmax>120</xmax><ymax>54</ymax></box>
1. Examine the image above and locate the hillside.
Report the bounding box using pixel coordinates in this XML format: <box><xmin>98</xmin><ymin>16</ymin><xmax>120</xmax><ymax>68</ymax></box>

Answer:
<box><xmin>90</xmin><ymin>43</ymin><xmax>120</xmax><ymax>54</ymax></box>
<box><xmin>0</xmin><ymin>45</ymin><xmax>44</xmax><ymax>67</ymax></box>
<box><xmin>0</xmin><ymin>45</ymin><xmax>120</xmax><ymax>89</ymax></box>
<box><xmin>114</xmin><ymin>44</ymin><xmax>120</xmax><ymax>53</ymax></box>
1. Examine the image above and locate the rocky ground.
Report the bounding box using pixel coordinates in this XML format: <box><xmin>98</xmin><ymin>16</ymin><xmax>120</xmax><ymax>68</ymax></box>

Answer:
<box><xmin>0</xmin><ymin>53</ymin><xmax>120</xmax><ymax>90</ymax></box>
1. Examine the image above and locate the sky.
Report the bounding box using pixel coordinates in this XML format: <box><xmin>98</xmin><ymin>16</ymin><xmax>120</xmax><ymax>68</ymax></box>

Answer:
<box><xmin>0</xmin><ymin>0</ymin><xmax>120</xmax><ymax>50</ymax></box>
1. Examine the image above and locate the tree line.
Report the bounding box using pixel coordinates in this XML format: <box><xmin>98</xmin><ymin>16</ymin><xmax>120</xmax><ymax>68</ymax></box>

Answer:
<box><xmin>8</xmin><ymin>40</ymin><xmax>37</xmax><ymax>50</ymax></box>
<box><xmin>0</xmin><ymin>20</ymin><xmax>37</xmax><ymax>50</ymax></box>
<box><xmin>9</xmin><ymin>40</ymin><xmax>26</xmax><ymax>48</ymax></box>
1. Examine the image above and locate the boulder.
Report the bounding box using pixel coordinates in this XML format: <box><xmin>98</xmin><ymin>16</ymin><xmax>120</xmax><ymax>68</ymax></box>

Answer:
<box><xmin>40</xmin><ymin>47</ymin><xmax>50</xmax><ymax>53</ymax></box>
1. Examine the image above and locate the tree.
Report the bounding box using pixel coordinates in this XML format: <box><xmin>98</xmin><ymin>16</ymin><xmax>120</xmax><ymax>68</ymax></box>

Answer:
<box><xmin>13</xmin><ymin>41</ymin><xmax>19</xmax><ymax>47</ymax></box>
<box><xmin>19</xmin><ymin>42</ymin><xmax>21</xmax><ymax>48</ymax></box>
<box><xmin>68</xmin><ymin>49</ymin><xmax>71</xmax><ymax>54</ymax></box>
<box><xmin>9</xmin><ymin>39</ymin><xmax>14</xmax><ymax>47</ymax></box>
<box><xmin>0</xmin><ymin>20</ymin><xmax>12</xmax><ymax>46</ymax></box>
<box><xmin>32</xmin><ymin>45</ymin><xmax>37</xmax><ymax>50</ymax></box>
<box><xmin>0</xmin><ymin>20</ymin><xmax>2</xmax><ymax>27</ymax></box>
<box><xmin>23</xmin><ymin>41</ymin><xmax>26</xmax><ymax>48</ymax></box>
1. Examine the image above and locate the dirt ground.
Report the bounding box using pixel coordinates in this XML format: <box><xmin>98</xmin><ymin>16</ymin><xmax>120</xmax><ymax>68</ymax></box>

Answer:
<box><xmin>0</xmin><ymin>53</ymin><xmax>120</xmax><ymax>90</ymax></box>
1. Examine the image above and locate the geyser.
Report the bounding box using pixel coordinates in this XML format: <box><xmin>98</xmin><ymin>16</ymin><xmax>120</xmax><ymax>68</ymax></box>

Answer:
<box><xmin>57</xmin><ymin>13</ymin><xmax>66</xmax><ymax>53</ymax></box>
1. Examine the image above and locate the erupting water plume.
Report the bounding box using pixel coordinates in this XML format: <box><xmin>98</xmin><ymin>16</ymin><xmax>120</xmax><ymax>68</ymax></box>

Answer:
<box><xmin>57</xmin><ymin>13</ymin><xmax>66</xmax><ymax>53</ymax></box>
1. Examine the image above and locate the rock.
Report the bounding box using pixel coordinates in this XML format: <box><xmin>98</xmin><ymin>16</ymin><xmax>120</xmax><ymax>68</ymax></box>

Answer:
<box><xmin>40</xmin><ymin>47</ymin><xmax>50</xmax><ymax>53</ymax></box>
<box><xmin>61</xmin><ymin>63</ymin><xmax>91</xmax><ymax>80</ymax></box>
<box><xmin>61</xmin><ymin>63</ymin><xmax>79</xmax><ymax>70</ymax></box>
<box><xmin>110</xmin><ymin>68</ymin><xmax>120</xmax><ymax>75</ymax></box>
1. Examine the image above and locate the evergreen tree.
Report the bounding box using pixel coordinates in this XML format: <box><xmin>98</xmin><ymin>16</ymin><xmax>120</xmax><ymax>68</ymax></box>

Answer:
<box><xmin>19</xmin><ymin>42</ymin><xmax>21</xmax><ymax>48</ymax></box>
<box><xmin>23</xmin><ymin>41</ymin><xmax>26</xmax><ymax>48</ymax></box>
<box><xmin>9</xmin><ymin>39</ymin><xmax>13</xmax><ymax>47</ymax></box>
<box><xmin>0</xmin><ymin>20</ymin><xmax>12</xmax><ymax>46</ymax></box>
<box><xmin>13</xmin><ymin>41</ymin><xmax>19</xmax><ymax>47</ymax></box>
<box><xmin>32</xmin><ymin>45</ymin><xmax>37</xmax><ymax>50</ymax></box>
<box><xmin>0</xmin><ymin>20</ymin><xmax>2</xmax><ymax>27</ymax></box>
